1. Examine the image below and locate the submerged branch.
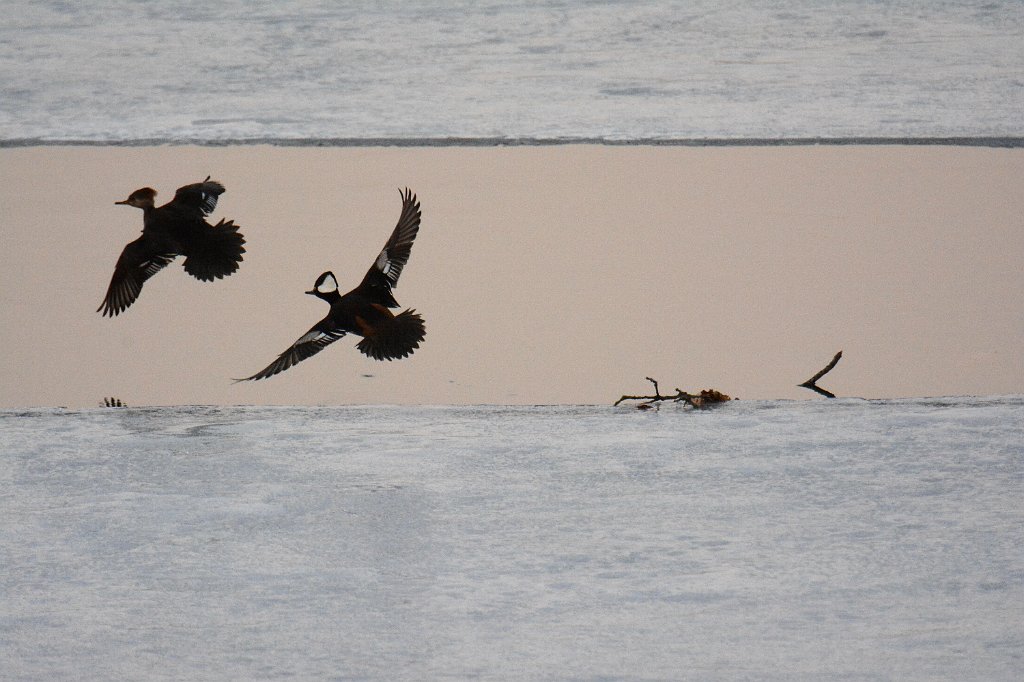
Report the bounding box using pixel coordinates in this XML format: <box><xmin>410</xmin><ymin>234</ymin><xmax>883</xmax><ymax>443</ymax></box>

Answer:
<box><xmin>615</xmin><ymin>377</ymin><xmax>731</xmax><ymax>409</ymax></box>
<box><xmin>798</xmin><ymin>351</ymin><xmax>843</xmax><ymax>398</ymax></box>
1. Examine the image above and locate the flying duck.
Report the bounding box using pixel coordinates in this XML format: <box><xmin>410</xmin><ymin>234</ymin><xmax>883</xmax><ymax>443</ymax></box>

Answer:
<box><xmin>98</xmin><ymin>177</ymin><xmax>245</xmax><ymax>317</ymax></box>
<box><xmin>237</xmin><ymin>188</ymin><xmax>425</xmax><ymax>381</ymax></box>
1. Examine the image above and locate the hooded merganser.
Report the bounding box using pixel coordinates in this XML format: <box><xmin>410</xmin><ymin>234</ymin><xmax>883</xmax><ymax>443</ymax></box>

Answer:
<box><xmin>237</xmin><ymin>188</ymin><xmax>425</xmax><ymax>382</ymax></box>
<box><xmin>97</xmin><ymin>177</ymin><xmax>246</xmax><ymax>317</ymax></box>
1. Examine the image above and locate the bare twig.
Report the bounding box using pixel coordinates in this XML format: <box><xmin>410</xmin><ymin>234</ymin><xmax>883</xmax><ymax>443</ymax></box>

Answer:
<box><xmin>798</xmin><ymin>351</ymin><xmax>842</xmax><ymax>398</ymax></box>
<box><xmin>615</xmin><ymin>378</ymin><xmax>731</xmax><ymax>409</ymax></box>
<box><xmin>645</xmin><ymin>377</ymin><xmax>661</xmax><ymax>398</ymax></box>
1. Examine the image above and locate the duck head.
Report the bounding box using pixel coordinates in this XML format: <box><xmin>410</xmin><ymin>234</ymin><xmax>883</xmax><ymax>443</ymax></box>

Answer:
<box><xmin>306</xmin><ymin>271</ymin><xmax>340</xmax><ymax>302</ymax></box>
<box><xmin>115</xmin><ymin>187</ymin><xmax>157</xmax><ymax>209</ymax></box>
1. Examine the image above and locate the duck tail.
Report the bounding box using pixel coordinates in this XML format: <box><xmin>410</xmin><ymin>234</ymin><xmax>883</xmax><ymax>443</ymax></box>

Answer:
<box><xmin>356</xmin><ymin>309</ymin><xmax>425</xmax><ymax>361</ymax></box>
<box><xmin>183</xmin><ymin>219</ymin><xmax>247</xmax><ymax>281</ymax></box>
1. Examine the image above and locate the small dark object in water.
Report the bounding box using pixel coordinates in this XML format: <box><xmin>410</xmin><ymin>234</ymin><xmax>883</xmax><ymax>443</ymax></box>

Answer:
<box><xmin>615</xmin><ymin>377</ymin><xmax>731</xmax><ymax>409</ymax></box>
<box><xmin>798</xmin><ymin>350</ymin><xmax>843</xmax><ymax>398</ymax></box>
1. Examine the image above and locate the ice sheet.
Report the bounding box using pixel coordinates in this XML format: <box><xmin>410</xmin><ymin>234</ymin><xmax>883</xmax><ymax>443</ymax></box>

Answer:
<box><xmin>2</xmin><ymin>398</ymin><xmax>1022</xmax><ymax>679</ymax></box>
<box><xmin>2</xmin><ymin>1</ymin><xmax>1023</xmax><ymax>143</ymax></box>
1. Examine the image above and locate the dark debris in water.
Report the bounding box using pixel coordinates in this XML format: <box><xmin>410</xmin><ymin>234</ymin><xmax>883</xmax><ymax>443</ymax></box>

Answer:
<box><xmin>615</xmin><ymin>377</ymin><xmax>731</xmax><ymax>410</ymax></box>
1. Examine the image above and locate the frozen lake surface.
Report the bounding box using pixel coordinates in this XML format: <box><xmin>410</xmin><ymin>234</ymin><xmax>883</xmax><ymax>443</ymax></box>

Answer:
<box><xmin>2</xmin><ymin>1</ymin><xmax>1023</xmax><ymax>144</ymax></box>
<box><xmin>2</xmin><ymin>398</ymin><xmax>1022</xmax><ymax>679</ymax></box>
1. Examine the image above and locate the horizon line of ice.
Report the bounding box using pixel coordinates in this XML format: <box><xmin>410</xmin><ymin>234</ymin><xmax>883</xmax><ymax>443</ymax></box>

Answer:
<box><xmin>3</xmin><ymin>136</ymin><xmax>1024</xmax><ymax>149</ymax></box>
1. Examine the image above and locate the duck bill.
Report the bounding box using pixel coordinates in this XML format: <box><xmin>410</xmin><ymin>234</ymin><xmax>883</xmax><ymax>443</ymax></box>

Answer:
<box><xmin>114</xmin><ymin>199</ymin><xmax>130</xmax><ymax>205</ymax></box>
<box><xmin>305</xmin><ymin>289</ymin><xmax>317</xmax><ymax>296</ymax></box>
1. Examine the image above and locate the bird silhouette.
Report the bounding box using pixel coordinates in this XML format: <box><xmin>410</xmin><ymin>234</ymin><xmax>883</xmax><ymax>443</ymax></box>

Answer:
<box><xmin>237</xmin><ymin>188</ymin><xmax>425</xmax><ymax>381</ymax></box>
<box><xmin>98</xmin><ymin>177</ymin><xmax>245</xmax><ymax>317</ymax></box>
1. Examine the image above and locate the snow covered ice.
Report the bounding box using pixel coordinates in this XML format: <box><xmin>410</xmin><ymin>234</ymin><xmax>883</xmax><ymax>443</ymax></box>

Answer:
<box><xmin>2</xmin><ymin>1</ymin><xmax>1023</xmax><ymax>143</ymax></box>
<box><xmin>2</xmin><ymin>398</ymin><xmax>1022</xmax><ymax>679</ymax></box>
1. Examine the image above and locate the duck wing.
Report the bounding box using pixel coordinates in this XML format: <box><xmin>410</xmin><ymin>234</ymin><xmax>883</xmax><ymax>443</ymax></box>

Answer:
<box><xmin>167</xmin><ymin>176</ymin><xmax>226</xmax><ymax>218</ymax></box>
<box><xmin>353</xmin><ymin>188</ymin><xmax>421</xmax><ymax>308</ymax></box>
<box><xmin>235</xmin><ymin>319</ymin><xmax>347</xmax><ymax>381</ymax></box>
<box><xmin>97</xmin><ymin>235</ymin><xmax>178</xmax><ymax>317</ymax></box>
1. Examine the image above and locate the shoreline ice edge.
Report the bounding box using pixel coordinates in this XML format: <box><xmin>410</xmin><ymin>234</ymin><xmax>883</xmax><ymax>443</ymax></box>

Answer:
<box><xmin>4</xmin><ymin>136</ymin><xmax>1024</xmax><ymax>148</ymax></box>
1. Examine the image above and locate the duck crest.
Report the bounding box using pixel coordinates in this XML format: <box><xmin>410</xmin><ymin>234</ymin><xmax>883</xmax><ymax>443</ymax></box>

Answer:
<box><xmin>316</xmin><ymin>271</ymin><xmax>339</xmax><ymax>294</ymax></box>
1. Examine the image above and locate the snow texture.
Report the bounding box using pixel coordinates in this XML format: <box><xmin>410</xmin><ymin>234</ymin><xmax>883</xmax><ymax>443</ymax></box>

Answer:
<box><xmin>1</xmin><ymin>1</ymin><xmax>1023</xmax><ymax>144</ymax></box>
<box><xmin>2</xmin><ymin>398</ymin><xmax>1022</xmax><ymax>679</ymax></box>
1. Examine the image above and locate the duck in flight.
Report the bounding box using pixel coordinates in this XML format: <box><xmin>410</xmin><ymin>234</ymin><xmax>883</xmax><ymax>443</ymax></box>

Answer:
<box><xmin>237</xmin><ymin>188</ymin><xmax>425</xmax><ymax>382</ymax></box>
<box><xmin>98</xmin><ymin>177</ymin><xmax>246</xmax><ymax>317</ymax></box>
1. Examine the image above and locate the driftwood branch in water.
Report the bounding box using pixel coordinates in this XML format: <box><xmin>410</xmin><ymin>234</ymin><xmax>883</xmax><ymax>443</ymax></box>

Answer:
<box><xmin>615</xmin><ymin>377</ymin><xmax>731</xmax><ymax>409</ymax></box>
<box><xmin>798</xmin><ymin>351</ymin><xmax>843</xmax><ymax>398</ymax></box>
